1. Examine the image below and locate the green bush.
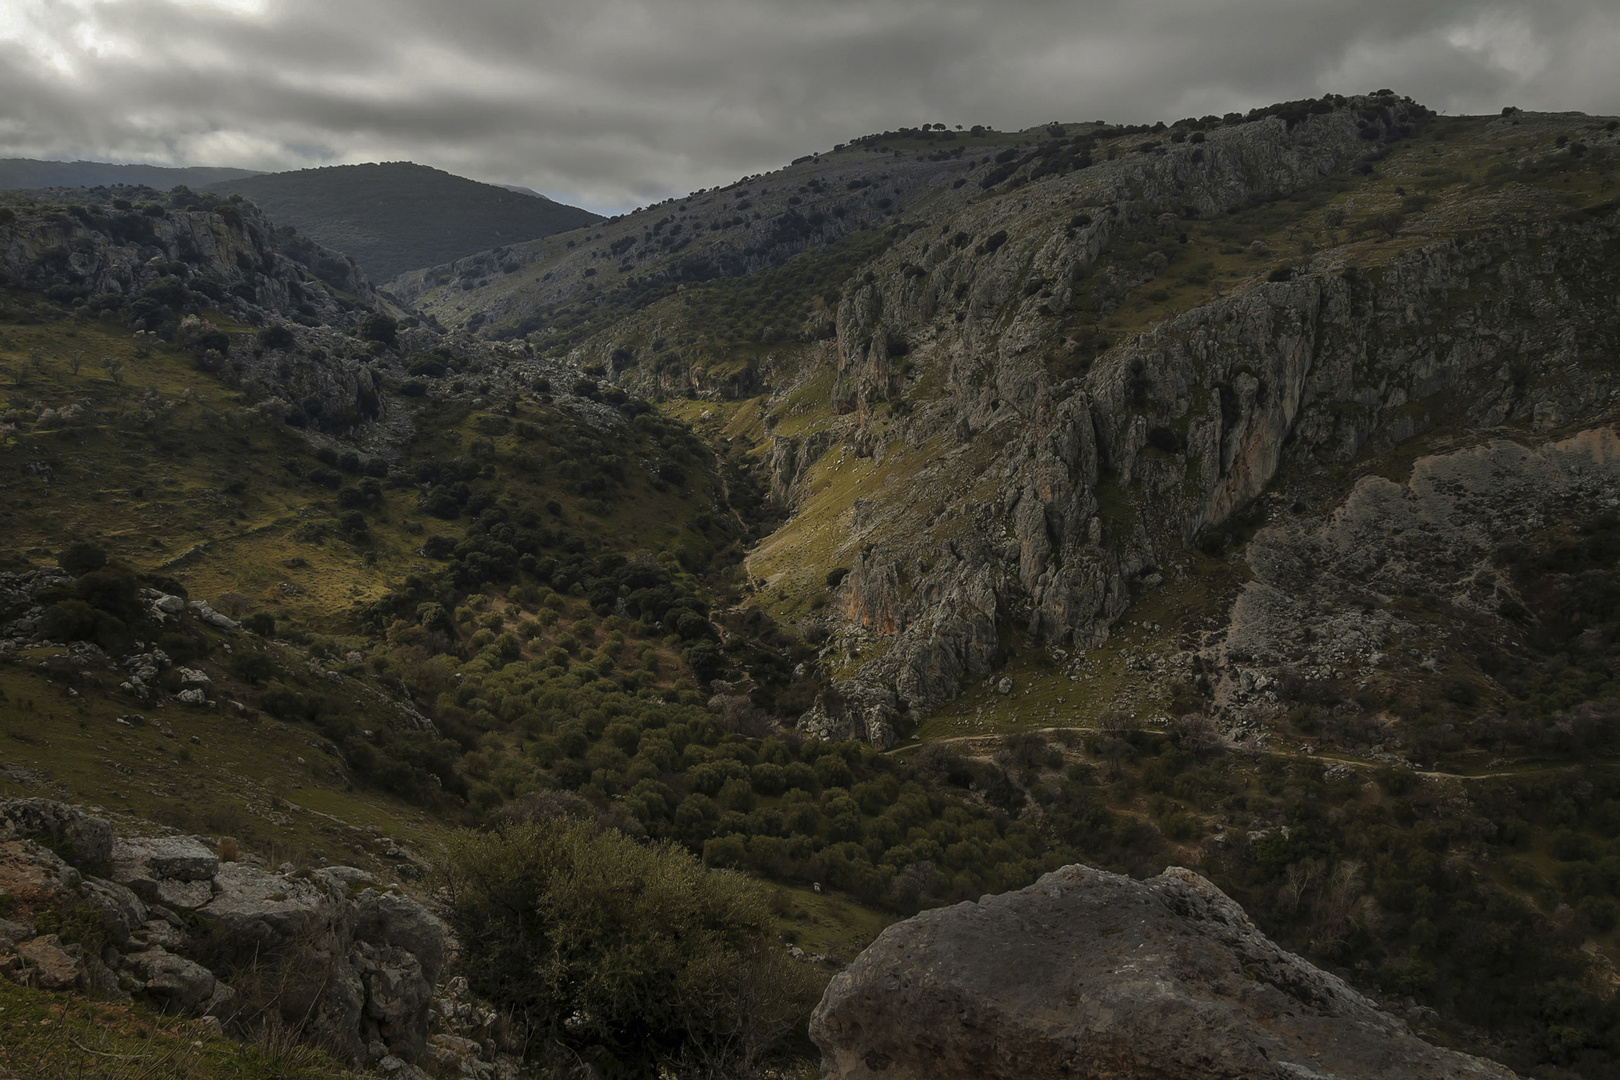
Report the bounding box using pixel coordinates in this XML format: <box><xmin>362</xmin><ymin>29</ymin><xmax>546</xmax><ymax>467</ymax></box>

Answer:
<box><xmin>242</xmin><ymin>612</ymin><xmax>276</xmax><ymax>637</ymax></box>
<box><xmin>57</xmin><ymin>542</ymin><xmax>107</xmax><ymax>577</ymax></box>
<box><xmin>359</xmin><ymin>312</ymin><xmax>399</xmax><ymax>346</ymax></box>
<box><xmin>436</xmin><ymin>821</ymin><xmax>818</xmax><ymax>1075</ymax></box>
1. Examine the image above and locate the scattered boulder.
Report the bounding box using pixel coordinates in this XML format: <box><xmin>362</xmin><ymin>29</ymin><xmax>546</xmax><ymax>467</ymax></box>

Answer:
<box><xmin>177</xmin><ymin>667</ymin><xmax>212</xmax><ymax>688</ymax></box>
<box><xmin>114</xmin><ymin>835</ymin><xmax>220</xmax><ymax>882</ymax></box>
<box><xmin>79</xmin><ymin>876</ymin><xmax>147</xmax><ymax>945</ymax></box>
<box><xmin>0</xmin><ymin>839</ymin><xmax>76</xmax><ymax>904</ymax></box>
<box><xmin>123</xmin><ymin>946</ymin><xmax>218</xmax><ymax>1011</ymax></box>
<box><xmin>111</xmin><ymin>837</ymin><xmax>220</xmax><ymax>908</ymax></box>
<box><xmin>355</xmin><ymin>889</ymin><xmax>448</xmax><ymax>984</ymax></box>
<box><xmin>0</xmin><ymin>917</ymin><xmax>36</xmax><ymax>947</ymax></box>
<box><xmin>188</xmin><ymin>600</ymin><xmax>240</xmax><ymax>631</ymax></box>
<box><xmin>11</xmin><ymin>934</ymin><xmax>84</xmax><ymax>990</ymax></box>
<box><xmin>0</xmin><ymin>798</ymin><xmax>114</xmax><ymax>866</ymax></box>
<box><xmin>812</xmin><ymin>864</ymin><xmax>1519</xmax><ymax>1080</ymax></box>
<box><xmin>0</xmin><ymin>801</ymin><xmax>455</xmax><ymax>1071</ymax></box>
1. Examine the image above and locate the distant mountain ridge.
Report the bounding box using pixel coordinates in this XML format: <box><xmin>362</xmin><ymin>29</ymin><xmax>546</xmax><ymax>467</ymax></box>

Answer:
<box><xmin>206</xmin><ymin>161</ymin><xmax>602</xmax><ymax>283</ymax></box>
<box><xmin>0</xmin><ymin>157</ymin><xmax>261</xmax><ymax>190</ymax></box>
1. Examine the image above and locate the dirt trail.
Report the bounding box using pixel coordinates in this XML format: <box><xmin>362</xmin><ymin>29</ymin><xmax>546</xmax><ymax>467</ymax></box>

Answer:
<box><xmin>889</xmin><ymin>728</ymin><xmax>1618</xmax><ymax>782</ymax></box>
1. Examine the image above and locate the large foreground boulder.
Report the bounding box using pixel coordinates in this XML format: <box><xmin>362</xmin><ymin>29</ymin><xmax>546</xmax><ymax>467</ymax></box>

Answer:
<box><xmin>811</xmin><ymin>864</ymin><xmax>1517</xmax><ymax>1080</ymax></box>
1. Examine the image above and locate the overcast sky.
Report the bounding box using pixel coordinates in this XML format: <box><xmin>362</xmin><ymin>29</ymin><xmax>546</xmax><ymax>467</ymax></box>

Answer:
<box><xmin>2</xmin><ymin>0</ymin><xmax>1617</xmax><ymax>215</ymax></box>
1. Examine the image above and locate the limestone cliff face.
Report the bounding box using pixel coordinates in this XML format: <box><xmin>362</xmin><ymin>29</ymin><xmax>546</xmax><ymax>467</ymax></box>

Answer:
<box><xmin>1211</xmin><ymin>425</ymin><xmax>1620</xmax><ymax>717</ymax></box>
<box><xmin>783</xmin><ymin>105</ymin><xmax>1620</xmax><ymax>737</ymax></box>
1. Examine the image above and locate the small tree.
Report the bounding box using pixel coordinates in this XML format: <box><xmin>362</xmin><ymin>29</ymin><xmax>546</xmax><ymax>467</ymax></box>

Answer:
<box><xmin>101</xmin><ymin>356</ymin><xmax>125</xmax><ymax>386</ymax></box>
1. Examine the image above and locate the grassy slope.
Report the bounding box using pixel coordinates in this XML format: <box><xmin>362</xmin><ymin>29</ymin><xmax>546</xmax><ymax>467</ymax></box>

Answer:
<box><xmin>0</xmin><ymin>977</ymin><xmax>357</xmax><ymax>1080</ymax></box>
<box><xmin>0</xmin><ymin>302</ymin><xmax>888</xmax><ymax>957</ymax></box>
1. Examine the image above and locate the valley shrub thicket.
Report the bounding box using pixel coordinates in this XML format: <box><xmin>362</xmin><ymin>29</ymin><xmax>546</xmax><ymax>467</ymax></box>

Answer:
<box><xmin>436</xmin><ymin>820</ymin><xmax>820</xmax><ymax>1077</ymax></box>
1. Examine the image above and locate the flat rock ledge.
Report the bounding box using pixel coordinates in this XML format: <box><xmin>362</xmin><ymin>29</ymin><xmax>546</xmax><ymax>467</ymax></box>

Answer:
<box><xmin>811</xmin><ymin>864</ymin><xmax>1518</xmax><ymax>1080</ymax></box>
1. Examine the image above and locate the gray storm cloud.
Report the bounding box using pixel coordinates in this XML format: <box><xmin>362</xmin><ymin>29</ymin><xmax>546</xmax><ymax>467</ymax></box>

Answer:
<box><xmin>2</xmin><ymin>0</ymin><xmax>1616</xmax><ymax>213</ymax></box>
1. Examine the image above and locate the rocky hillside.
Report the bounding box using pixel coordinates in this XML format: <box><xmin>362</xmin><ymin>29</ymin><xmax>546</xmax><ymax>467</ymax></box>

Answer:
<box><xmin>0</xmin><ymin>183</ymin><xmax>379</xmax><ymax>320</ymax></box>
<box><xmin>392</xmin><ymin>94</ymin><xmax>1620</xmax><ymax>1077</ymax></box>
<box><xmin>1</xmin><ymin>798</ymin><xmax>520</xmax><ymax>1079</ymax></box>
<box><xmin>6</xmin><ymin>92</ymin><xmax>1620</xmax><ymax>1079</ymax></box>
<box><xmin>414</xmin><ymin>96</ymin><xmax>1619</xmax><ymax>740</ymax></box>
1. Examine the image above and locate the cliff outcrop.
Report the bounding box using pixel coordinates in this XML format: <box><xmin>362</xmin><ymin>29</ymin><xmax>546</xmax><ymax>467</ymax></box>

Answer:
<box><xmin>0</xmin><ymin>186</ymin><xmax>377</xmax><ymax>321</ymax></box>
<box><xmin>750</xmin><ymin>104</ymin><xmax>1620</xmax><ymax>736</ymax></box>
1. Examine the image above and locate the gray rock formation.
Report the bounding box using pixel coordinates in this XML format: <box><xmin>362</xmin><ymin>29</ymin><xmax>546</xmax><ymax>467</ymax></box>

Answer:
<box><xmin>1214</xmin><ymin>426</ymin><xmax>1620</xmax><ymax>717</ymax></box>
<box><xmin>812</xmin><ymin>864</ymin><xmax>1518</xmax><ymax>1080</ymax></box>
<box><xmin>0</xmin><ymin>799</ymin><xmax>451</xmax><ymax>1069</ymax></box>
<box><xmin>814</xmin><ymin>203</ymin><xmax>1620</xmax><ymax>727</ymax></box>
<box><xmin>0</xmin><ymin>796</ymin><xmax>114</xmax><ymax>866</ymax></box>
<box><xmin>0</xmin><ymin>187</ymin><xmax>375</xmax><ymax>320</ymax></box>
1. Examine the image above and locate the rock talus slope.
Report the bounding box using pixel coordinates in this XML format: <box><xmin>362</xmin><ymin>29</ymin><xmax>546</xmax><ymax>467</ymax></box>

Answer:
<box><xmin>811</xmin><ymin>863</ymin><xmax>1518</xmax><ymax>1080</ymax></box>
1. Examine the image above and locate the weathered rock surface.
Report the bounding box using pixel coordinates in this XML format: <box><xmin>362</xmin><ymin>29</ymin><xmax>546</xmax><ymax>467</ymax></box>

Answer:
<box><xmin>812</xmin><ymin>864</ymin><xmax>1518</xmax><ymax>1080</ymax></box>
<box><xmin>123</xmin><ymin>947</ymin><xmax>219</xmax><ymax>1012</ymax></box>
<box><xmin>12</xmin><ymin>934</ymin><xmax>85</xmax><ymax>990</ymax></box>
<box><xmin>1214</xmin><ymin>426</ymin><xmax>1620</xmax><ymax>717</ymax></box>
<box><xmin>0</xmin><ymin>797</ymin><xmax>114</xmax><ymax>866</ymax></box>
<box><xmin>615</xmin><ymin>104</ymin><xmax>1619</xmax><ymax>734</ymax></box>
<box><xmin>113</xmin><ymin>835</ymin><xmax>220</xmax><ymax>883</ymax></box>
<box><xmin>0</xmin><ymin>800</ymin><xmax>454</xmax><ymax>1070</ymax></box>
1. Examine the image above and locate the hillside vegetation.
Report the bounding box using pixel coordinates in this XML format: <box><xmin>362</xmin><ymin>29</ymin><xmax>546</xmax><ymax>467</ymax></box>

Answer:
<box><xmin>0</xmin><ymin>158</ymin><xmax>261</xmax><ymax>191</ymax></box>
<box><xmin>206</xmin><ymin>162</ymin><xmax>601</xmax><ymax>284</ymax></box>
<box><xmin>3</xmin><ymin>94</ymin><xmax>1620</xmax><ymax>1078</ymax></box>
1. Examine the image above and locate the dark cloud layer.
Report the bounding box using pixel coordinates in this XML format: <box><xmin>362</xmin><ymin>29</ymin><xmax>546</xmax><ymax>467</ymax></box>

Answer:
<box><xmin>3</xmin><ymin>0</ymin><xmax>1616</xmax><ymax>213</ymax></box>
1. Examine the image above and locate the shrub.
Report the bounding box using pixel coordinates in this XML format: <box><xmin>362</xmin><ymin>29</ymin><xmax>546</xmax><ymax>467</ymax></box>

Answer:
<box><xmin>242</xmin><ymin>612</ymin><xmax>276</xmax><ymax>637</ymax></box>
<box><xmin>1145</xmin><ymin>426</ymin><xmax>1182</xmax><ymax>454</ymax></box>
<box><xmin>359</xmin><ymin>312</ymin><xmax>398</xmax><ymax>346</ymax></box>
<box><xmin>257</xmin><ymin>324</ymin><xmax>296</xmax><ymax>351</ymax></box>
<box><xmin>436</xmin><ymin>821</ymin><xmax>818</xmax><ymax>1075</ymax></box>
<box><xmin>57</xmin><ymin>542</ymin><xmax>107</xmax><ymax>577</ymax></box>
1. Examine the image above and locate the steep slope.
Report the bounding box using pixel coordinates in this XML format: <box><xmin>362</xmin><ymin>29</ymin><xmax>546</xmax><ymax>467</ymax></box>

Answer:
<box><xmin>207</xmin><ymin>162</ymin><xmax>602</xmax><ymax>283</ymax></box>
<box><xmin>425</xmin><ymin>97</ymin><xmax>1620</xmax><ymax>739</ymax></box>
<box><xmin>402</xmin><ymin>97</ymin><xmax>1620</xmax><ymax>1075</ymax></box>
